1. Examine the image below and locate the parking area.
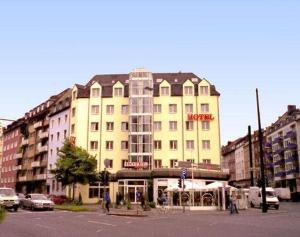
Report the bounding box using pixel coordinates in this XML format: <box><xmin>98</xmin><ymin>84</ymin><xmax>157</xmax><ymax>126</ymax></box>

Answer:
<box><xmin>1</xmin><ymin>202</ymin><xmax>300</xmax><ymax>237</ymax></box>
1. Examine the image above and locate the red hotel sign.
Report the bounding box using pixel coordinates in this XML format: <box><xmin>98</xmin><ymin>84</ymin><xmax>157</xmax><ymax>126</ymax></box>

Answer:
<box><xmin>187</xmin><ymin>113</ymin><xmax>214</xmax><ymax>121</ymax></box>
<box><xmin>124</xmin><ymin>162</ymin><xmax>148</xmax><ymax>168</ymax></box>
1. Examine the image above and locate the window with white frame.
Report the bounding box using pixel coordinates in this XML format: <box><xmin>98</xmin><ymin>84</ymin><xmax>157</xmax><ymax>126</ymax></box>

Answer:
<box><xmin>201</xmin><ymin>121</ymin><xmax>210</xmax><ymax>130</ymax></box>
<box><xmin>106</xmin><ymin>105</ymin><xmax>114</xmax><ymax>114</ymax></box>
<box><xmin>154</xmin><ymin>160</ymin><xmax>162</xmax><ymax>168</ymax></box>
<box><xmin>161</xmin><ymin>87</ymin><xmax>170</xmax><ymax>96</ymax></box>
<box><xmin>154</xmin><ymin>104</ymin><xmax>162</xmax><ymax>113</ymax></box>
<box><xmin>121</xmin><ymin>105</ymin><xmax>128</xmax><ymax>114</ymax></box>
<box><xmin>202</xmin><ymin>140</ymin><xmax>211</xmax><ymax>150</ymax></box>
<box><xmin>169</xmin><ymin>104</ymin><xmax>177</xmax><ymax>113</ymax></box>
<box><xmin>91</xmin><ymin>105</ymin><xmax>99</xmax><ymax>115</ymax></box>
<box><xmin>200</xmin><ymin>86</ymin><xmax>209</xmax><ymax>95</ymax></box>
<box><xmin>106</xmin><ymin>122</ymin><xmax>114</xmax><ymax>131</ymax></box>
<box><xmin>71</xmin><ymin>124</ymin><xmax>75</xmax><ymax>134</ymax></box>
<box><xmin>65</xmin><ymin>114</ymin><xmax>68</xmax><ymax>123</ymax></box>
<box><xmin>106</xmin><ymin>141</ymin><xmax>113</xmax><ymax>150</ymax></box>
<box><xmin>186</xmin><ymin>159</ymin><xmax>195</xmax><ymax>164</ymax></box>
<box><xmin>90</xmin><ymin>141</ymin><xmax>98</xmax><ymax>150</ymax></box>
<box><xmin>121</xmin><ymin>141</ymin><xmax>128</xmax><ymax>150</ymax></box>
<box><xmin>184</xmin><ymin>86</ymin><xmax>193</xmax><ymax>95</ymax></box>
<box><xmin>185</xmin><ymin>104</ymin><xmax>193</xmax><ymax>113</ymax></box>
<box><xmin>201</xmin><ymin>104</ymin><xmax>209</xmax><ymax>113</ymax></box>
<box><xmin>186</xmin><ymin>140</ymin><xmax>194</xmax><ymax>149</ymax></box>
<box><xmin>91</xmin><ymin>122</ymin><xmax>99</xmax><ymax>132</ymax></box>
<box><xmin>203</xmin><ymin>159</ymin><xmax>211</xmax><ymax>164</ymax></box>
<box><xmin>154</xmin><ymin>140</ymin><xmax>162</xmax><ymax>150</ymax></box>
<box><xmin>169</xmin><ymin>140</ymin><xmax>177</xmax><ymax>150</ymax></box>
<box><xmin>170</xmin><ymin>159</ymin><xmax>178</xmax><ymax>168</ymax></box>
<box><xmin>186</xmin><ymin>121</ymin><xmax>194</xmax><ymax>131</ymax></box>
<box><xmin>169</xmin><ymin>121</ymin><xmax>177</xmax><ymax>131</ymax></box>
<box><xmin>92</xmin><ymin>88</ymin><xmax>100</xmax><ymax>97</ymax></box>
<box><xmin>154</xmin><ymin>121</ymin><xmax>162</xmax><ymax>131</ymax></box>
<box><xmin>114</xmin><ymin>88</ymin><xmax>122</xmax><ymax>97</ymax></box>
<box><xmin>121</xmin><ymin>122</ymin><xmax>129</xmax><ymax>131</ymax></box>
<box><xmin>72</xmin><ymin>108</ymin><xmax>76</xmax><ymax>117</ymax></box>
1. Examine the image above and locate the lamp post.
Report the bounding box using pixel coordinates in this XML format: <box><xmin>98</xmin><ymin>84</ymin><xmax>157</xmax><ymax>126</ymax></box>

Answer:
<box><xmin>256</xmin><ymin>89</ymin><xmax>268</xmax><ymax>213</ymax></box>
<box><xmin>248</xmin><ymin>125</ymin><xmax>254</xmax><ymax>186</ymax></box>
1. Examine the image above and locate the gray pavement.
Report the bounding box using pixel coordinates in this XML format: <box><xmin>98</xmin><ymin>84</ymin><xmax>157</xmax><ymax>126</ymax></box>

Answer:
<box><xmin>1</xmin><ymin>202</ymin><xmax>300</xmax><ymax>237</ymax></box>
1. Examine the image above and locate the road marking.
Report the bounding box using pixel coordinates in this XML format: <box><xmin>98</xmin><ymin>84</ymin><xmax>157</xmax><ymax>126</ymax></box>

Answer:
<box><xmin>126</xmin><ymin>221</ymin><xmax>132</xmax><ymax>224</ymax></box>
<box><xmin>96</xmin><ymin>229</ymin><xmax>102</xmax><ymax>233</ymax></box>
<box><xmin>88</xmin><ymin>220</ymin><xmax>116</xmax><ymax>227</ymax></box>
<box><xmin>35</xmin><ymin>224</ymin><xmax>55</xmax><ymax>230</ymax></box>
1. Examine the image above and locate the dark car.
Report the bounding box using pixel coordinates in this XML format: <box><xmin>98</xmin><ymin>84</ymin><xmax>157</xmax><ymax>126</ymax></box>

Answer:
<box><xmin>17</xmin><ymin>193</ymin><xmax>26</xmax><ymax>208</ymax></box>
<box><xmin>48</xmin><ymin>195</ymin><xmax>67</xmax><ymax>205</ymax></box>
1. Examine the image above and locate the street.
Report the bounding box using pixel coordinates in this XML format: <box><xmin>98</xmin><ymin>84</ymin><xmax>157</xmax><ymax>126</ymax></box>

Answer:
<box><xmin>1</xmin><ymin>202</ymin><xmax>300</xmax><ymax>237</ymax></box>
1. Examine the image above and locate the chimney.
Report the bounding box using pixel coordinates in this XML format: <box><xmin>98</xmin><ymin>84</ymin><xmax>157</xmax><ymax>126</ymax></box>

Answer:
<box><xmin>288</xmin><ymin>105</ymin><xmax>296</xmax><ymax>114</ymax></box>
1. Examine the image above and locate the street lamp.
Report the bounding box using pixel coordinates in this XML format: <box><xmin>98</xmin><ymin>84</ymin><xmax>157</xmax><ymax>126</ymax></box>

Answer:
<box><xmin>256</xmin><ymin>89</ymin><xmax>268</xmax><ymax>213</ymax></box>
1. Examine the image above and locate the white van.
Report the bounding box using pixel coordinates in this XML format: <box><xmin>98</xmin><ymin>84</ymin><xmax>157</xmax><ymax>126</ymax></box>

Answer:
<box><xmin>249</xmin><ymin>187</ymin><xmax>279</xmax><ymax>210</ymax></box>
<box><xmin>274</xmin><ymin>188</ymin><xmax>291</xmax><ymax>201</ymax></box>
<box><xmin>0</xmin><ymin>187</ymin><xmax>20</xmax><ymax>212</ymax></box>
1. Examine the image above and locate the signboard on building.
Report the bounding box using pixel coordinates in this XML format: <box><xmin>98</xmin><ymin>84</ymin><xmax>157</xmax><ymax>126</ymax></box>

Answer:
<box><xmin>187</xmin><ymin>114</ymin><xmax>214</xmax><ymax>121</ymax></box>
<box><xmin>124</xmin><ymin>161</ymin><xmax>148</xmax><ymax>168</ymax></box>
<box><xmin>176</xmin><ymin>161</ymin><xmax>192</xmax><ymax>168</ymax></box>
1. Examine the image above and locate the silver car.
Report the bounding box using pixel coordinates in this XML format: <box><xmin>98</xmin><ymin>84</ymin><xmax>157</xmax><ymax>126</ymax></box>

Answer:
<box><xmin>22</xmin><ymin>194</ymin><xmax>54</xmax><ymax>211</ymax></box>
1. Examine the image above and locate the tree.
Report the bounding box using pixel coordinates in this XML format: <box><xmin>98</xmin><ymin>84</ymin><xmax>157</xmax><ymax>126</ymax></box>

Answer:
<box><xmin>52</xmin><ymin>139</ymin><xmax>98</xmax><ymax>201</ymax></box>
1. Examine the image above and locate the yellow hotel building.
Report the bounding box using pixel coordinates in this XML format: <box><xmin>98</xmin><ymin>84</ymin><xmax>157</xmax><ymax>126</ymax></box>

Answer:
<box><xmin>70</xmin><ymin>68</ymin><xmax>227</xmax><ymax>205</ymax></box>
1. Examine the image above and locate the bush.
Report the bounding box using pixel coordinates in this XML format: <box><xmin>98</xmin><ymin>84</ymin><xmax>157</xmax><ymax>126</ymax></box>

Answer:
<box><xmin>149</xmin><ymin>201</ymin><xmax>156</xmax><ymax>208</ymax></box>
<box><xmin>0</xmin><ymin>207</ymin><xmax>6</xmax><ymax>224</ymax></box>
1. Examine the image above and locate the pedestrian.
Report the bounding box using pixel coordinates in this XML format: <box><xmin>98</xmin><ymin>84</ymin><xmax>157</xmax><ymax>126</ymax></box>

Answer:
<box><xmin>104</xmin><ymin>192</ymin><xmax>110</xmax><ymax>214</ymax></box>
<box><xmin>140</xmin><ymin>194</ymin><xmax>145</xmax><ymax>209</ymax></box>
<box><xmin>230</xmin><ymin>191</ymin><xmax>239</xmax><ymax>214</ymax></box>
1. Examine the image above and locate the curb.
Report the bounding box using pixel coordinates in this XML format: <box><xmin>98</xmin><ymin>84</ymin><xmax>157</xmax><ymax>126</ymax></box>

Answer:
<box><xmin>107</xmin><ymin>213</ymin><xmax>148</xmax><ymax>217</ymax></box>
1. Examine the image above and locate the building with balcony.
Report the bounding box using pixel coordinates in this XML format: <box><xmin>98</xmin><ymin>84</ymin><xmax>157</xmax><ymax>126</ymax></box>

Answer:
<box><xmin>0</xmin><ymin>119</ymin><xmax>23</xmax><ymax>188</ymax></box>
<box><xmin>70</xmin><ymin>68</ymin><xmax>225</xmax><ymax>203</ymax></box>
<box><xmin>0</xmin><ymin>125</ymin><xmax>4</xmax><ymax>185</ymax></box>
<box><xmin>15</xmin><ymin>89</ymin><xmax>70</xmax><ymax>194</ymax></box>
<box><xmin>265</xmin><ymin>105</ymin><xmax>300</xmax><ymax>199</ymax></box>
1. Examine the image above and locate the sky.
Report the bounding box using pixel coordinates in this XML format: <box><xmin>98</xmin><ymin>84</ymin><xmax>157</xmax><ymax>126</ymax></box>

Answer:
<box><xmin>0</xmin><ymin>0</ymin><xmax>299</xmax><ymax>145</ymax></box>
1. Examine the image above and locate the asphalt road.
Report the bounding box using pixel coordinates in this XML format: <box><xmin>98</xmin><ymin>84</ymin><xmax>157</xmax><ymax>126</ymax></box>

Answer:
<box><xmin>1</xmin><ymin>202</ymin><xmax>300</xmax><ymax>237</ymax></box>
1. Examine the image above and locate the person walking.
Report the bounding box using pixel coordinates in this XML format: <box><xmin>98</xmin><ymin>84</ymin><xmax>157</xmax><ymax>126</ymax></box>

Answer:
<box><xmin>104</xmin><ymin>192</ymin><xmax>111</xmax><ymax>214</ymax></box>
<box><xmin>230</xmin><ymin>191</ymin><xmax>239</xmax><ymax>214</ymax></box>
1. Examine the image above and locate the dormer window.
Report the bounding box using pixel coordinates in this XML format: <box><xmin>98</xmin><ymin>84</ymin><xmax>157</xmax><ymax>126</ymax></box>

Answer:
<box><xmin>91</xmin><ymin>88</ymin><xmax>100</xmax><ymax>97</ymax></box>
<box><xmin>72</xmin><ymin>91</ymin><xmax>76</xmax><ymax>100</ymax></box>
<box><xmin>161</xmin><ymin>87</ymin><xmax>169</xmax><ymax>96</ymax></box>
<box><xmin>114</xmin><ymin>88</ymin><xmax>122</xmax><ymax>97</ymax></box>
<box><xmin>184</xmin><ymin>86</ymin><xmax>193</xmax><ymax>95</ymax></box>
<box><xmin>200</xmin><ymin>86</ymin><xmax>209</xmax><ymax>95</ymax></box>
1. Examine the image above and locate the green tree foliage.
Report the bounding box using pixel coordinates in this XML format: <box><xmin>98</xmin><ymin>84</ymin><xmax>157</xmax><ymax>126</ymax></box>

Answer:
<box><xmin>52</xmin><ymin>139</ymin><xmax>98</xmax><ymax>200</ymax></box>
<box><xmin>0</xmin><ymin>207</ymin><xmax>6</xmax><ymax>224</ymax></box>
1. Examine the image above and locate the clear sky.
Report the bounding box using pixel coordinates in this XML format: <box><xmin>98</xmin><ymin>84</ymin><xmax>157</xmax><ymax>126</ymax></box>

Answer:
<box><xmin>0</xmin><ymin>0</ymin><xmax>299</xmax><ymax>145</ymax></box>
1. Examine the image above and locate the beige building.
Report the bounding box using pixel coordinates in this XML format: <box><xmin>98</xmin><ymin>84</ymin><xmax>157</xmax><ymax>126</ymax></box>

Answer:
<box><xmin>70</xmin><ymin>68</ymin><xmax>225</xmax><ymax>203</ymax></box>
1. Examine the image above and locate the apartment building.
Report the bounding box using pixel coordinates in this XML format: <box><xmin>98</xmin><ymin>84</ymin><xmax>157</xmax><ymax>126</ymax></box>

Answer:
<box><xmin>0</xmin><ymin>125</ymin><xmax>4</xmax><ymax>185</ymax></box>
<box><xmin>0</xmin><ymin>119</ymin><xmax>23</xmax><ymax>188</ymax></box>
<box><xmin>265</xmin><ymin>105</ymin><xmax>300</xmax><ymax>198</ymax></box>
<box><xmin>70</xmin><ymin>68</ymin><xmax>225</xmax><ymax>203</ymax></box>
<box><xmin>47</xmin><ymin>89</ymin><xmax>71</xmax><ymax>195</ymax></box>
<box><xmin>15</xmin><ymin>90</ymin><xmax>69</xmax><ymax>194</ymax></box>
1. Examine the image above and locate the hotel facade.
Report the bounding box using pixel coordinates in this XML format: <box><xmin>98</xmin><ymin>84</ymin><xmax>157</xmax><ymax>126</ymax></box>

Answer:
<box><xmin>70</xmin><ymin>68</ymin><xmax>226</xmax><ymax>204</ymax></box>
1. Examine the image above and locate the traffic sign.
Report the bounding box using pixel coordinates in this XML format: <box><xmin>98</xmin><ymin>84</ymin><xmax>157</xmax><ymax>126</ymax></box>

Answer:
<box><xmin>181</xmin><ymin>168</ymin><xmax>187</xmax><ymax>179</ymax></box>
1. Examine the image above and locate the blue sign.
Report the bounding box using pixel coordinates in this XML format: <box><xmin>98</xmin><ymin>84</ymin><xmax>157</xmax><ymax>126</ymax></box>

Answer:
<box><xmin>181</xmin><ymin>168</ymin><xmax>187</xmax><ymax>179</ymax></box>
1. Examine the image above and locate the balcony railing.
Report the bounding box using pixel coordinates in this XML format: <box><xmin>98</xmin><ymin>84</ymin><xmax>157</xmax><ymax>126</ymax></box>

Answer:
<box><xmin>286</xmin><ymin>156</ymin><xmax>299</xmax><ymax>163</ymax></box>
<box><xmin>18</xmin><ymin>176</ymin><xmax>27</xmax><ymax>182</ymax></box>
<box><xmin>33</xmin><ymin>121</ymin><xmax>43</xmax><ymax>129</ymax></box>
<box><xmin>265</xmin><ymin>163</ymin><xmax>273</xmax><ymax>168</ymax></box>
<box><xmin>31</xmin><ymin>161</ymin><xmax>41</xmax><ymax>168</ymax></box>
<box><xmin>21</xmin><ymin>138</ymin><xmax>29</xmax><ymax>146</ymax></box>
<box><xmin>14</xmin><ymin>153</ymin><xmax>23</xmax><ymax>159</ymax></box>
<box><xmin>274</xmin><ymin>171</ymin><xmax>286</xmax><ymax>177</ymax></box>
<box><xmin>36</xmin><ymin>145</ymin><xmax>48</xmax><ymax>153</ymax></box>
<box><xmin>265</xmin><ymin>142</ymin><xmax>272</xmax><ymax>149</ymax></box>
<box><xmin>35</xmin><ymin>174</ymin><xmax>47</xmax><ymax>180</ymax></box>
<box><xmin>13</xmin><ymin>165</ymin><xmax>22</xmax><ymax>171</ymax></box>
<box><xmin>286</xmin><ymin>168</ymin><xmax>299</xmax><ymax>175</ymax></box>
<box><xmin>286</xmin><ymin>143</ymin><xmax>297</xmax><ymax>150</ymax></box>
<box><xmin>284</xmin><ymin>131</ymin><xmax>297</xmax><ymax>139</ymax></box>
<box><xmin>274</xmin><ymin>159</ymin><xmax>285</xmax><ymax>166</ymax></box>
<box><xmin>38</xmin><ymin>131</ymin><xmax>49</xmax><ymax>139</ymax></box>
<box><xmin>273</xmin><ymin>137</ymin><xmax>283</xmax><ymax>144</ymax></box>
<box><xmin>274</xmin><ymin>148</ymin><xmax>284</xmax><ymax>155</ymax></box>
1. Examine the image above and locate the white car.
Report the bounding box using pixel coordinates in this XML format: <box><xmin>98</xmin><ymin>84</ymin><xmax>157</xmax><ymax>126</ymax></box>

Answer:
<box><xmin>22</xmin><ymin>194</ymin><xmax>54</xmax><ymax>211</ymax></box>
<box><xmin>0</xmin><ymin>188</ymin><xmax>19</xmax><ymax>212</ymax></box>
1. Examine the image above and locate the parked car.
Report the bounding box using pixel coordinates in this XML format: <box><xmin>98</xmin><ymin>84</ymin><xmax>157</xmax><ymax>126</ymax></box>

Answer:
<box><xmin>0</xmin><ymin>188</ymin><xmax>19</xmax><ymax>212</ymax></box>
<box><xmin>274</xmin><ymin>188</ymin><xmax>291</xmax><ymax>201</ymax></box>
<box><xmin>249</xmin><ymin>187</ymin><xmax>279</xmax><ymax>209</ymax></box>
<box><xmin>17</xmin><ymin>193</ymin><xmax>26</xmax><ymax>208</ymax></box>
<box><xmin>48</xmin><ymin>195</ymin><xmax>67</xmax><ymax>205</ymax></box>
<box><xmin>22</xmin><ymin>194</ymin><xmax>54</xmax><ymax>211</ymax></box>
